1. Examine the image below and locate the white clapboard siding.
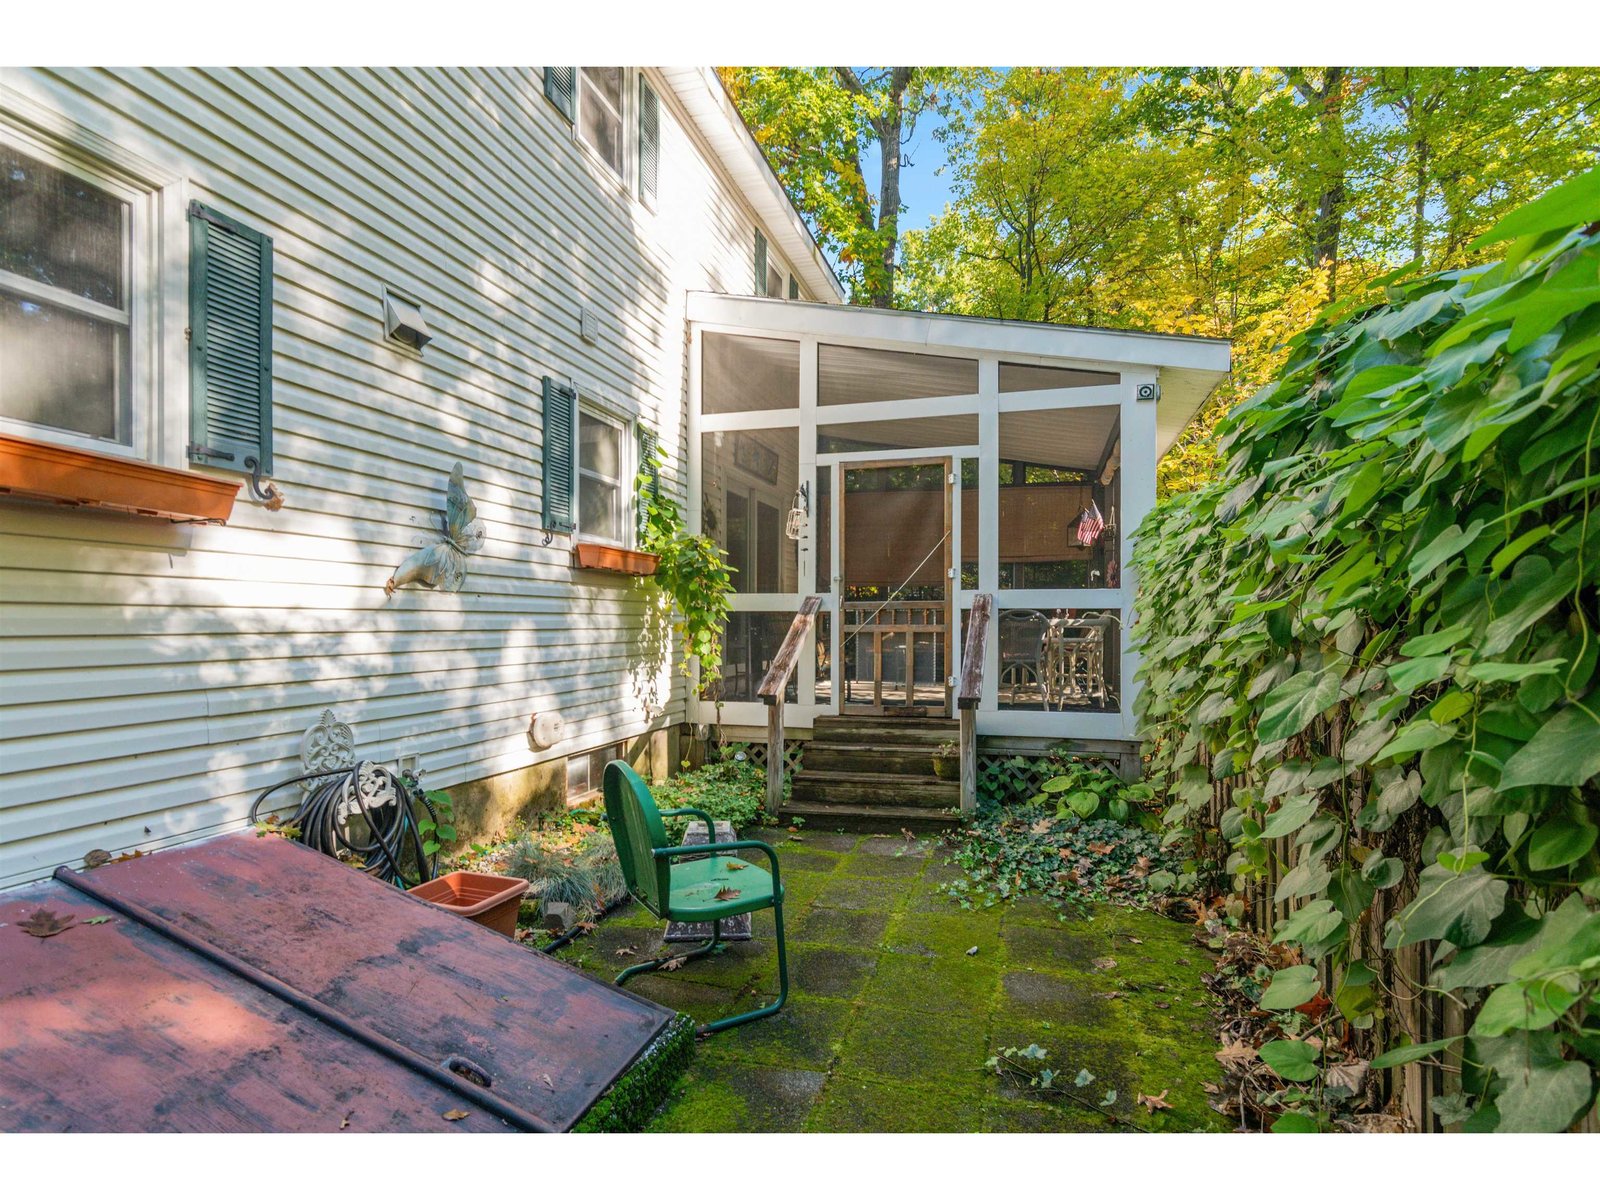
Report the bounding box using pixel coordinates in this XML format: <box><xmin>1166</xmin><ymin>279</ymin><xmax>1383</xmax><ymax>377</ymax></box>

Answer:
<box><xmin>0</xmin><ymin>65</ymin><xmax>804</xmax><ymax>886</ymax></box>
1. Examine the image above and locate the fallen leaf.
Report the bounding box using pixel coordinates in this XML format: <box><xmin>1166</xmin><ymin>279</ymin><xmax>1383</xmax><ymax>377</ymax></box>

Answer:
<box><xmin>1087</xmin><ymin>841</ymin><xmax>1114</xmax><ymax>855</ymax></box>
<box><xmin>442</xmin><ymin>1109</ymin><xmax>470</xmax><ymax>1122</ymax></box>
<box><xmin>1325</xmin><ymin>1060</ymin><xmax>1368</xmax><ymax>1095</ymax></box>
<box><xmin>660</xmin><ymin>956</ymin><xmax>687</xmax><ymax>972</ymax></box>
<box><xmin>1215</xmin><ymin>1040</ymin><xmax>1258</xmax><ymax>1068</ymax></box>
<box><xmin>82</xmin><ymin>916</ymin><xmax>112</xmax><ymax>926</ymax></box>
<box><xmin>340</xmin><ymin>1110</ymin><xmax>353</xmax><ymax>1129</ymax></box>
<box><xmin>725</xmin><ymin>861</ymin><xmax>749</xmax><ymax>871</ymax></box>
<box><xmin>1091</xmin><ymin>957</ymin><xmax>1117</xmax><ymax>971</ymax></box>
<box><xmin>1125</xmin><ymin>937</ymin><xmax>1144</xmax><ymax>945</ymax></box>
<box><xmin>901</xmin><ymin>828</ymin><xmax>916</xmax><ymax>841</ymax></box>
<box><xmin>542</xmin><ymin>1073</ymin><xmax>556</xmax><ymax>1091</ymax></box>
<box><xmin>18</xmin><ymin>909</ymin><xmax>75</xmax><ymax>938</ymax></box>
<box><xmin>83</xmin><ymin>849</ymin><xmax>111</xmax><ymax>869</ymax></box>
<box><xmin>1031</xmin><ymin>818</ymin><xmax>1055</xmax><ymax>836</ymax></box>
<box><xmin>713</xmin><ymin>887</ymin><xmax>742</xmax><ymax>901</ymax></box>
<box><xmin>1095</xmin><ymin>990</ymin><xmax>1126</xmax><ymax>1000</ymax></box>
<box><xmin>1099</xmin><ymin>1089</ymin><xmax>1118</xmax><ymax>1107</ymax></box>
<box><xmin>1136</xmin><ymin>1090</ymin><xmax>1172</xmax><ymax>1113</ymax></box>
<box><xmin>614</xmin><ymin>946</ymin><xmax>637</xmax><ymax>957</ymax></box>
<box><xmin>575</xmin><ymin>921</ymin><xmax>597</xmax><ymax>933</ymax></box>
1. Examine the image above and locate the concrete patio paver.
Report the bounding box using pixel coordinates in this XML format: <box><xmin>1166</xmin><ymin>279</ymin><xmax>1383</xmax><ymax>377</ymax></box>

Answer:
<box><xmin>555</xmin><ymin>828</ymin><xmax>1229</xmax><ymax>1132</ymax></box>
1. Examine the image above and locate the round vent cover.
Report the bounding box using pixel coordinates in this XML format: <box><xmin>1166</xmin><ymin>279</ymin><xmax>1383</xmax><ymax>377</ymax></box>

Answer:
<box><xmin>528</xmin><ymin>711</ymin><xmax>565</xmax><ymax>751</ymax></box>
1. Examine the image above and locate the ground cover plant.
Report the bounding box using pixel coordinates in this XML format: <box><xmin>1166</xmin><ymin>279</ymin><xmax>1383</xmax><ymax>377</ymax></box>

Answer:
<box><xmin>647</xmin><ymin>747</ymin><xmax>770</xmax><ymax>837</ymax></box>
<box><xmin>945</xmin><ymin>757</ymin><xmax>1184</xmax><ymax>913</ymax></box>
<box><xmin>1131</xmin><ymin>170</ymin><xmax>1600</xmax><ymax>1132</ymax></box>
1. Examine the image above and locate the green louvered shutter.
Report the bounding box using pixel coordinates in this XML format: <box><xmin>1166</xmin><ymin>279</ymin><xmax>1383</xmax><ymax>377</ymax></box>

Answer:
<box><xmin>637</xmin><ymin>423</ymin><xmax>661</xmax><ymax>538</ymax></box>
<box><xmin>638</xmin><ymin>77</ymin><xmax>660</xmax><ymax>207</ymax></box>
<box><xmin>754</xmin><ymin>230</ymin><xmax>768</xmax><ymax>297</ymax></box>
<box><xmin>542</xmin><ymin>375</ymin><xmax>577</xmax><ymax>534</ymax></box>
<box><xmin>788</xmin><ymin>275</ymin><xmax>799</xmax><ymax>300</ymax></box>
<box><xmin>544</xmin><ymin>68</ymin><xmax>576</xmax><ymax>122</ymax></box>
<box><xmin>188</xmin><ymin>201</ymin><xmax>273</xmax><ymax>474</ymax></box>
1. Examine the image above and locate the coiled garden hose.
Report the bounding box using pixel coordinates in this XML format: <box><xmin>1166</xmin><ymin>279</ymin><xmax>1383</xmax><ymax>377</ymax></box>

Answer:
<box><xmin>250</xmin><ymin>763</ymin><xmax>440</xmax><ymax>887</ymax></box>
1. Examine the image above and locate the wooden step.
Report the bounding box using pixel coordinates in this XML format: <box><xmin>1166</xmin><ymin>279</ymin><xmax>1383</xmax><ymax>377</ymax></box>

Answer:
<box><xmin>779</xmin><ymin>800</ymin><xmax>963</xmax><ymax>836</ymax></box>
<box><xmin>789</xmin><ymin>770</ymin><xmax>959</xmax><ymax>809</ymax></box>
<box><xmin>800</xmin><ymin>742</ymin><xmax>948</xmax><ymax>777</ymax></box>
<box><xmin>810</xmin><ymin>716</ymin><xmax>958</xmax><ymax>747</ymax></box>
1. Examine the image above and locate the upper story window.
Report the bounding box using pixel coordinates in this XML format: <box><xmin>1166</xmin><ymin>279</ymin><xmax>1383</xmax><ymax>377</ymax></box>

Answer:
<box><xmin>0</xmin><ymin>142</ymin><xmax>134</xmax><ymax>449</ymax></box>
<box><xmin>577</xmin><ymin>405</ymin><xmax>630</xmax><ymax>545</ymax></box>
<box><xmin>578</xmin><ymin>68</ymin><xmax>627</xmax><ymax>180</ymax></box>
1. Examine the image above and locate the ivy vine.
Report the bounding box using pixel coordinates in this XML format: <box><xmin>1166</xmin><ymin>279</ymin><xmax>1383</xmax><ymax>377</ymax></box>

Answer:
<box><xmin>638</xmin><ymin>450</ymin><xmax>735</xmax><ymax>683</ymax></box>
<box><xmin>1132</xmin><ymin>167</ymin><xmax>1600</xmax><ymax>1132</ymax></box>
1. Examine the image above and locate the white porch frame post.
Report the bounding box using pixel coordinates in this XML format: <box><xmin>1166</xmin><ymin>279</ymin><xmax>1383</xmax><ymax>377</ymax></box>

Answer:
<box><xmin>977</xmin><ymin>357</ymin><xmax>1001</xmax><ymax>720</ymax></box>
<box><xmin>686</xmin><ymin>324</ymin><xmax>705</xmax><ymax>721</ymax></box>
<box><xmin>1120</xmin><ymin>367</ymin><xmax>1160</xmax><ymax>748</ymax></box>
<box><xmin>798</xmin><ymin>334</ymin><xmax>819</xmax><ymax>709</ymax></box>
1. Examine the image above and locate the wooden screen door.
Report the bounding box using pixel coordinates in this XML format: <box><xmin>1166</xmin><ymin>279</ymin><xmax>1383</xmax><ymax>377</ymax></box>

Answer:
<box><xmin>838</xmin><ymin>458</ymin><xmax>953</xmax><ymax>716</ymax></box>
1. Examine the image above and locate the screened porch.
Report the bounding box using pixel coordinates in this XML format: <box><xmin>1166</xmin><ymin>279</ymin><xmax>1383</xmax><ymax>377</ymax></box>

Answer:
<box><xmin>684</xmin><ymin>293</ymin><xmax>1231</xmax><ymax>746</ymax></box>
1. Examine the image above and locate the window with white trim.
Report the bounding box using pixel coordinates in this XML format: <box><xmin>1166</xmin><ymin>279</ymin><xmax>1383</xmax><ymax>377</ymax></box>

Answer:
<box><xmin>577</xmin><ymin>404</ymin><xmax>631</xmax><ymax>545</ymax></box>
<box><xmin>0</xmin><ymin>140</ymin><xmax>139</xmax><ymax>451</ymax></box>
<box><xmin>577</xmin><ymin>68</ymin><xmax>627</xmax><ymax>181</ymax></box>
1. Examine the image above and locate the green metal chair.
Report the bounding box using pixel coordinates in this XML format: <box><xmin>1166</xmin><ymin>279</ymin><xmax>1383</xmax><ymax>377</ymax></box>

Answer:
<box><xmin>601</xmin><ymin>760</ymin><xmax>788</xmax><ymax>1034</ymax></box>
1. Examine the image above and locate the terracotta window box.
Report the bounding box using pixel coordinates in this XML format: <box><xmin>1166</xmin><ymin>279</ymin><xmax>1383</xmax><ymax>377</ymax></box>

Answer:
<box><xmin>573</xmin><ymin>541</ymin><xmax>660</xmax><ymax>576</ymax></box>
<box><xmin>0</xmin><ymin>433</ymin><xmax>240</xmax><ymax>524</ymax></box>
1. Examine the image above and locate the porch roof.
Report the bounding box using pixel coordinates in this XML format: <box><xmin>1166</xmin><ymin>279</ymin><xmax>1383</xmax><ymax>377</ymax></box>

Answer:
<box><xmin>687</xmin><ymin>292</ymin><xmax>1233</xmax><ymax>457</ymax></box>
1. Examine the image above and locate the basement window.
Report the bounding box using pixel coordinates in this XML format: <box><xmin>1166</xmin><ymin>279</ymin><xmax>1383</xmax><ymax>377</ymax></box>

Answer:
<box><xmin>566</xmin><ymin>742</ymin><xmax>625</xmax><ymax>805</ymax></box>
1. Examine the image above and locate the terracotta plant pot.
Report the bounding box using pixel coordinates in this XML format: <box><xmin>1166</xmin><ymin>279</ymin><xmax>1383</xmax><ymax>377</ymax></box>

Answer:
<box><xmin>573</xmin><ymin>541</ymin><xmax>660</xmax><ymax>576</ymax></box>
<box><xmin>932</xmin><ymin>754</ymin><xmax>960</xmax><ymax>781</ymax></box>
<box><xmin>408</xmin><ymin>871</ymin><xmax>529</xmax><ymax>937</ymax></box>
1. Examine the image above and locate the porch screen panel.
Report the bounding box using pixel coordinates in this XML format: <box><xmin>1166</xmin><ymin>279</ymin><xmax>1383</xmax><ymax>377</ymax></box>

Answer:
<box><xmin>998</xmin><ymin>361</ymin><xmax>1120</xmax><ymax>392</ymax></box>
<box><xmin>701</xmin><ymin>333</ymin><xmax>799</xmax><ymax>414</ymax></box>
<box><xmin>839</xmin><ymin>462</ymin><xmax>949</xmax><ymax>711</ymax></box>
<box><xmin>818</xmin><ymin>343</ymin><xmax>977</xmax><ymax>406</ymax></box>
<box><xmin>816</xmin><ymin>413</ymin><xmax>977</xmax><ymax>455</ymax></box>
<box><xmin>995</xmin><ymin>607</ymin><xmax>1121</xmax><ymax>714</ymax></box>
<box><xmin>701</xmin><ymin>429</ymin><xmax>800</xmax><ymax>593</ymax></box>
<box><xmin>707</xmin><ymin>612</ymin><xmax>799</xmax><ymax>703</ymax></box>
<box><xmin>992</xmin><ymin>405</ymin><xmax>1121</xmax><ymax>589</ymax></box>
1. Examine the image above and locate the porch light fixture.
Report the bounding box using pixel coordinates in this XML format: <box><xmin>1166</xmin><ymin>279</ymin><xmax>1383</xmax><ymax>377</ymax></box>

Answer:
<box><xmin>785</xmin><ymin>480</ymin><xmax>810</xmax><ymax>540</ymax></box>
<box><xmin>383</xmin><ymin>286</ymin><xmax>432</xmax><ymax>351</ymax></box>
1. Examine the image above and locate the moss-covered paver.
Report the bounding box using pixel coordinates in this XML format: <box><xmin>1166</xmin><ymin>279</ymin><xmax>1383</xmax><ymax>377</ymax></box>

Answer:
<box><xmin>555</xmin><ymin>829</ymin><xmax>1227</xmax><ymax>1132</ymax></box>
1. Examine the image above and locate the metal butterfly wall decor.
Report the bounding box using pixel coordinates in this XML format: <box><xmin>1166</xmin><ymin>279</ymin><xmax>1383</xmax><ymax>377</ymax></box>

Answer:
<box><xmin>384</xmin><ymin>462</ymin><xmax>487</xmax><ymax>596</ymax></box>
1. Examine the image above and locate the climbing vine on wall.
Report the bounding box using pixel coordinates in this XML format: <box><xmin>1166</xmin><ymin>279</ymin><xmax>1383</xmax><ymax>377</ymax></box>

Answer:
<box><xmin>1131</xmin><ymin>168</ymin><xmax>1600</xmax><ymax>1132</ymax></box>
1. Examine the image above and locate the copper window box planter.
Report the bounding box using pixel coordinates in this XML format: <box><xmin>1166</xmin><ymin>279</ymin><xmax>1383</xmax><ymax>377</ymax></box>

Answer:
<box><xmin>0</xmin><ymin>433</ymin><xmax>240</xmax><ymax>523</ymax></box>
<box><xmin>573</xmin><ymin>541</ymin><xmax>660</xmax><ymax>576</ymax></box>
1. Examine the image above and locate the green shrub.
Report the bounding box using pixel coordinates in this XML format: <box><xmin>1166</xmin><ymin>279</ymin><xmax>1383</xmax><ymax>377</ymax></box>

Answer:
<box><xmin>1025</xmin><ymin>755</ymin><xmax>1157</xmax><ymax>827</ymax></box>
<box><xmin>650</xmin><ymin>748</ymin><xmax>770</xmax><ymax>838</ymax></box>
<box><xmin>1131</xmin><ymin>169</ymin><xmax>1600</xmax><ymax>1132</ymax></box>
<box><xmin>503</xmin><ymin>829</ymin><xmax>628</xmax><ymax>920</ymax></box>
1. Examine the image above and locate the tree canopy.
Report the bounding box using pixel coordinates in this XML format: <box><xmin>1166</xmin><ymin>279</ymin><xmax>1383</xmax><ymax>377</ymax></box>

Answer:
<box><xmin>724</xmin><ymin>66</ymin><xmax>1599</xmax><ymax>492</ymax></box>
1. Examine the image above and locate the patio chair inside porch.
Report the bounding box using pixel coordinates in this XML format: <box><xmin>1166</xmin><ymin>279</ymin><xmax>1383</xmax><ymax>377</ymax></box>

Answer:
<box><xmin>602</xmin><ymin>760</ymin><xmax>789</xmax><ymax>1033</ymax></box>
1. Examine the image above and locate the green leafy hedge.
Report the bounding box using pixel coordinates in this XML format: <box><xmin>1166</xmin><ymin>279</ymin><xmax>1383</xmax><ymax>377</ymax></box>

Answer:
<box><xmin>1132</xmin><ymin>168</ymin><xmax>1600</xmax><ymax>1132</ymax></box>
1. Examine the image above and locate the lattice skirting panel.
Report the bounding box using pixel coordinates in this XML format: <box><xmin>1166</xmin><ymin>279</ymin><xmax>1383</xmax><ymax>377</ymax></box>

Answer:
<box><xmin>714</xmin><ymin>740</ymin><xmax>806</xmax><ymax>779</ymax></box>
<box><xmin>976</xmin><ymin>747</ymin><xmax>1128</xmax><ymax>808</ymax></box>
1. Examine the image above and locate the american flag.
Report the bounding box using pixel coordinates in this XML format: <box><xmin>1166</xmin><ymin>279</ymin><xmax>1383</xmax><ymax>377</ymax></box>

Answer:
<box><xmin>1076</xmin><ymin>499</ymin><xmax>1105</xmax><ymax>547</ymax></box>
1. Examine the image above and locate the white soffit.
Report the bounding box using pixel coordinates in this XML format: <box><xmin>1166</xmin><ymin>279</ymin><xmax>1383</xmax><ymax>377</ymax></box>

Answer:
<box><xmin>688</xmin><ymin>292</ymin><xmax>1231</xmax><ymax>457</ymax></box>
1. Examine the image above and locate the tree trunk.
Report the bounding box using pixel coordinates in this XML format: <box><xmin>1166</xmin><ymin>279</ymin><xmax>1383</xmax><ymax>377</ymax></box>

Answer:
<box><xmin>874</xmin><ymin>105</ymin><xmax>903</xmax><ymax>308</ymax></box>
<box><xmin>1412</xmin><ymin>133</ymin><xmax>1429</xmax><ymax>264</ymax></box>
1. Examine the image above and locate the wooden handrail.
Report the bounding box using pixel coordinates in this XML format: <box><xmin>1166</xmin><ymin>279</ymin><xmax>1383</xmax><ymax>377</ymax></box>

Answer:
<box><xmin>757</xmin><ymin>595</ymin><xmax>822</xmax><ymax>819</ymax></box>
<box><xmin>956</xmin><ymin>594</ymin><xmax>993</xmax><ymax>817</ymax></box>
<box><xmin>957</xmin><ymin>594</ymin><xmax>993</xmax><ymax>710</ymax></box>
<box><xmin>757</xmin><ymin>595</ymin><xmax>822</xmax><ymax>704</ymax></box>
